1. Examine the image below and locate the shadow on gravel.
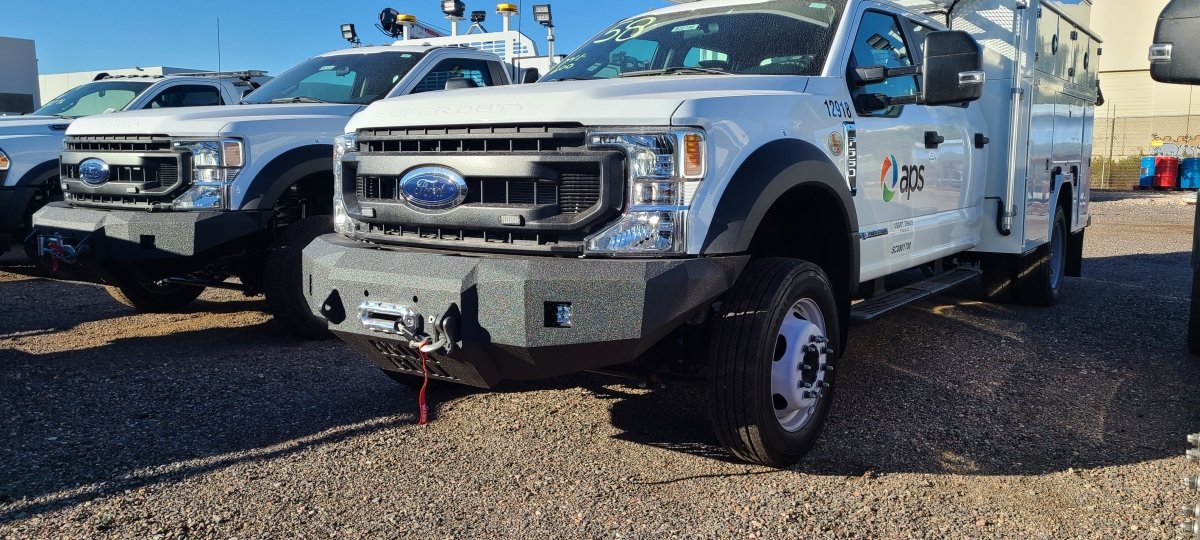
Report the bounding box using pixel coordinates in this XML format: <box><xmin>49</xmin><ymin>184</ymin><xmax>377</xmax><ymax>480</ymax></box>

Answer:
<box><xmin>603</xmin><ymin>251</ymin><xmax>1200</xmax><ymax>480</ymax></box>
<box><xmin>0</xmin><ymin>322</ymin><xmax>403</xmax><ymax>523</ymax></box>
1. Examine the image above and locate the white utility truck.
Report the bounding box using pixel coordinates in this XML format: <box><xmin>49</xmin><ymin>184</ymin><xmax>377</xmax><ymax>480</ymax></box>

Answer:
<box><xmin>304</xmin><ymin>0</ymin><xmax>1100</xmax><ymax>466</ymax></box>
<box><xmin>0</xmin><ymin>71</ymin><xmax>269</xmax><ymax>260</ymax></box>
<box><xmin>30</xmin><ymin>4</ymin><xmax>552</xmax><ymax>338</ymax></box>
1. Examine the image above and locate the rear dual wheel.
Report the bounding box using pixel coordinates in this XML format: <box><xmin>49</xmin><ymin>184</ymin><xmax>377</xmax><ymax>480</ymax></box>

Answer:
<box><xmin>708</xmin><ymin>258</ymin><xmax>840</xmax><ymax>468</ymax></box>
<box><xmin>981</xmin><ymin>206</ymin><xmax>1068</xmax><ymax>306</ymax></box>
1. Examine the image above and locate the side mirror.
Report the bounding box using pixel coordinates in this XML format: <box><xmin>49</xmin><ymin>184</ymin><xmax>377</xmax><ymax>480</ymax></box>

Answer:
<box><xmin>1150</xmin><ymin>0</ymin><xmax>1200</xmax><ymax>85</ymax></box>
<box><xmin>521</xmin><ymin>68</ymin><xmax>540</xmax><ymax>84</ymax></box>
<box><xmin>920</xmin><ymin>30</ymin><xmax>984</xmax><ymax>106</ymax></box>
<box><xmin>444</xmin><ymin>77</ymin><xmax>479</xmax><ymax>90</ymax></box>
<box><xmin>851</xmin><ymin>30</ymin><xmax>983</xmax><ymax>110</ymax></box>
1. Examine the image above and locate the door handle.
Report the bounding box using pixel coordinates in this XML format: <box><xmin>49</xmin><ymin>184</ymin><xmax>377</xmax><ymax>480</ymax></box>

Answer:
<box><xmin>924</xmin><ymin>131</ymin><xmax>945</xmax><ymax>149</ymax></box>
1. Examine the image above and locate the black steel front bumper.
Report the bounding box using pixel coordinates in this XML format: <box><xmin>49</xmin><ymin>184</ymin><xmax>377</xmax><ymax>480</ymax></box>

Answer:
<box><xmin>304</xmin><ymin>233</ymin><xmax>748</xmax><ymax>388</ymax></box>
<box><xmin>28</xmin><ymin>202</ymin><xmax>270</xmax><ymax>282</ymax></box>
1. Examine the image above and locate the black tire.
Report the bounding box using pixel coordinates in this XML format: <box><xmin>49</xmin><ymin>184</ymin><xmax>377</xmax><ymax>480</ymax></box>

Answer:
<box><xmin>981</xmin><ymin>206</ymin><xmax>1068</xmax><ymax>307</ymax></box>
<box><xmin>708</xmin><ymin>258</ymin><xmax>841</xmax><ymax>468</ymax></box>
<box><xmin>263</xmin><ymin>216</ymin><xmax>333</xmax><ymax>340</ymax></box>
<box><xmin>106</xmin><ymin>278</ymin><xmax>204</xmax><ymax>312</ymax></box>
<box><xmin>1015</xmin><ymin>206</ymin><xmax>1068</xmax><ymax>307</ymax></box>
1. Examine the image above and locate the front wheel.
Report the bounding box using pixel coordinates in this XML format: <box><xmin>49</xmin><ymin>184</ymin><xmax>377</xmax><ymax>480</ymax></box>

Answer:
<box><xmin>106</xmin><ymin>277</ymin><xmax>204</xmax><ymax>312</ymax></box>
<box><xmin>263</xmin><ymin>216</ymin><xmax>333</xmax><ymax>340</ymax></box>
<box><xmin>708</xmin><ymin>258</ymin><xmax>841</xmax><ymax>468</ymax></box>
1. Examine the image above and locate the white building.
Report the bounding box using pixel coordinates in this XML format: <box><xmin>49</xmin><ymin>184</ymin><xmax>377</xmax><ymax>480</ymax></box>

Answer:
<box><xmin>0</xmin><ymin>37</ymin><xmax>40</xmax><ymax>115</ymax></box>
<box><xmin>38</xmin><ymin>66</ymin><xmax>206</xmax><ymax>106</ymax></box>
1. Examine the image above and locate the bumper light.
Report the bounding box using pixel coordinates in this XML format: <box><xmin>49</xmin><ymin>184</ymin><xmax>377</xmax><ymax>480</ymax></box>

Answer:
<box><xmin>333</xmin><ymin>133</ymin><xmax>358</xmax><ymax>234</ymax></box>
<box><xmin>585</xmin><ymin>129</ymin><xmax>705</xmax><ymax>255</ymax></box>
<box><xmin>0</xmin><ymin>150</ymin><xmax>9</xmax><ymax>171</ymax></box>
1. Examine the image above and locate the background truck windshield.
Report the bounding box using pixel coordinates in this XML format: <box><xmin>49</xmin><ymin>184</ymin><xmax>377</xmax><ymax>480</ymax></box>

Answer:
<box><xmin>542</xmin><ymin>0</ymin><xmax>846</xmax><ymax>81</ymax></box>
<box><xmin>34</xmin><ymin>81</ymin><xmax>154</xmax><ymax>118</ymax></box>
<box><xmin>242</xmin><ymin>51</ymin><xmax>427</xmax><ymax>105</ymax></box>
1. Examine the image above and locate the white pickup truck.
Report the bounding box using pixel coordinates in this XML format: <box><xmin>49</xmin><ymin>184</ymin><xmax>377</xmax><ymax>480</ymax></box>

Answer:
<box><xmin>30</xmin><ymin>25</ymin><xmax>548</xmax><ymax>338</ymax></box>
<box><xmin>305</xmin><ymin>0</ymin><xmax>1100</xmax><ymax>466</ymax></box>
<box><xmin>0</xmin><ymin>71</ymin><xmax>268</xmax><ymax>259</ymax></box>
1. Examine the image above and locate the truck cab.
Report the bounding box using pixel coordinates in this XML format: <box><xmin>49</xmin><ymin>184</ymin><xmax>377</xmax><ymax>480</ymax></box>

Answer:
<box><xmin>30</xmin><ymin>25</ymin><xmax>548</xmax><ymax>337</ymax></box>
<box><xmin>0</xmin><ymin>71</ymin><xmax>268</xmax><ymax>258</ymax></box>
<box><xmin>302</xmin><ymin>0</ymin><xmax>1097</xmax><ymax>467</ymax></box>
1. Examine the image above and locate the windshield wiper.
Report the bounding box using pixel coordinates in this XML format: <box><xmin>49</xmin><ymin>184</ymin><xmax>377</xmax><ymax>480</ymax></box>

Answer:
<box><xmin>619</xmin><ymin>67</ymin><xmax>730</xmax><ymax>78</ymax></box>
<box><xmin>546</xmin><ymin>77</ymin><xmax>595</xmax><ymax>82</ymax></box>
<box><xmin>265</xmin><ymin>96</ymin><xmax>327</xmax><ymax>104</ymax></box>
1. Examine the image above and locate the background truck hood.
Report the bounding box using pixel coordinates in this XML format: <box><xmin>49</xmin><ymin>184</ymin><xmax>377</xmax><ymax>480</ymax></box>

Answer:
<box><xmin>347</xmin><ymin>76</ymin><xmax>809</xmax><ymax>130</ymax></box>
<box><xmin>0</xmin><ymin>115</ymin><xmax>70</xmax><ymax>135</ymax></box>
<box><xmin>66</xmin><ymin>103</ymin><xmax>364</xmax><ymax>137</ymax></box>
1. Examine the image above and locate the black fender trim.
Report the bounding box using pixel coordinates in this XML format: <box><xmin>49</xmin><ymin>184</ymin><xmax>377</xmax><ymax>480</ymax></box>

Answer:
<box><xmin>1</xmin><ymin>159</ymin><xmax>60</xmax><ymax>235</ymax></box>
<box><xmin>238</xmin><ymin>144</ymin><xmax>334</xmax><ymax>212</ymax></box>
<box><xmin>700</xmin><ymin>139</ymin><xmax>858</xmax><ymax>254</ymax></box>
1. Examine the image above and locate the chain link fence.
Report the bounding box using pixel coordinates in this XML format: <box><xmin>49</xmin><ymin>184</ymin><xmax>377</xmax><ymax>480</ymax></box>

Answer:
<box><xmin>1093</xmin><ymin>114</ymin><xmax>1200</xmax><ymax>190</ymax></box>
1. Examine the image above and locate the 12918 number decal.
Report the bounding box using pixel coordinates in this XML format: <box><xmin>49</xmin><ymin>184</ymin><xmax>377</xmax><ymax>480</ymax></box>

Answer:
<box><xmin>824</xmin><ymin>99</ymin><xmax>852</xmax><ymax>119</ymax></box>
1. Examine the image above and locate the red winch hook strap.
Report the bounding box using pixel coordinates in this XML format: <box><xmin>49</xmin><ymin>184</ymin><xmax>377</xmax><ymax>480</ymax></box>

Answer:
<box><xmin>417</xmin><ymin>340</ymin><xmax>431</xmax><ymax>426</ymax></box>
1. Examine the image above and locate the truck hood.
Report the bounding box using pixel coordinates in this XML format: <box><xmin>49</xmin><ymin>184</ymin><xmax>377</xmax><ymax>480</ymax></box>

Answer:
<box><xmin>66</xmin><ymin>103</ymin><xmax>364</xmax><ymax>137</ymax></box>
<box><xmin>347</xmin><ymin>75</ymin><xmax>809</xmax><ymax>130</ymax></box>
<box><xmin>0</xmin><ymin>115</ymin><xmax>70</xmax><ymax>135</ymax></box>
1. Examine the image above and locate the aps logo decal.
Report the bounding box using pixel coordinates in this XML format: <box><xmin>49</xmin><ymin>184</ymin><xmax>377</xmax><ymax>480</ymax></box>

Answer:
<box><xmin>880</xmin><ymin>156</ymin><xmax>925</xmax><ymax>202</ymax></box>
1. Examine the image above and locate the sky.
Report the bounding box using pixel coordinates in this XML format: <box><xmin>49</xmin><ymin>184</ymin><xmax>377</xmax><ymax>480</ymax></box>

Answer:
<box><xmin>1</xmin><ymin>0</ymin><xmax>672</xmax><ymax>76</ymax></box>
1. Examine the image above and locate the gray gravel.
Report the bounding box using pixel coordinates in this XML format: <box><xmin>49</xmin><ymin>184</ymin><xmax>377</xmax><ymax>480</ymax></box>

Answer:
<box><xmin>1</xmin><ymin>191</ymin><xmax>1199</xmax><ymax>539</ymax></box>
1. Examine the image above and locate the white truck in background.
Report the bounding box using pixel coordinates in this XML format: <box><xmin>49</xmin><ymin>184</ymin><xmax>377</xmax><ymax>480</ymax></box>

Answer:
<box><xmin>0</xmin><ymin>71</ymin><xmax>270</xmax><ymax>260</ymax></box>
<box><xmin>30</xmin><ymin>4</ymin><xmax>554</xmax><ymax>339</ymax></box>
<box><xmin>306</xmin><ymin>0</ymin><xmax>1099</xmax><ymax>467</ymax></box>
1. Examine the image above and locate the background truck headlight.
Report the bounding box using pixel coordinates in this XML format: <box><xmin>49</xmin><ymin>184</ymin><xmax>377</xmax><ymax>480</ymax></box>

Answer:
<box><xmin>585</xmin><ymin>129</ymin><xmax>705</xmax><ymax>255</ymax></box>
<box><xmin>172</xmin><ymin>139</ymin><xmax>244</xmax><ymax>210</ymax></box>
<box><xmin>0</xmin><ymin>149</ymin><xmax>10</xmax><ymax>171</ymax></box>
<box><xmin>333</xmin><ymin>133</ymin><xmax>358</xmax><ymax>234</ymax></box>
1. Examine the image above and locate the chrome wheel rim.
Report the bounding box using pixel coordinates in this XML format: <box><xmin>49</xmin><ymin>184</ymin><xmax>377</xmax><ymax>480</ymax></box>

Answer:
<box><xmin>770</xmin><ymin>298</ymin><xmax>830</xmax><ymax>432</ymax></box>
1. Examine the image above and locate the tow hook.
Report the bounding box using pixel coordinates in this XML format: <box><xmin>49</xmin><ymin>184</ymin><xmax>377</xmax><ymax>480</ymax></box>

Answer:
<box><xmin>357</xmin><ymin>300</ymin><xmax>460</xmax><ymax>355</ymax></box>
<box><xmin>32</xmin><ymin>233</ymin><xmax>91</xmax><ymax>271</ymax></box>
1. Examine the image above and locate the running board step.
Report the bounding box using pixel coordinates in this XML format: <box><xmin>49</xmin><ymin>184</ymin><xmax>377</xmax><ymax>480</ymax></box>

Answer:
<box><xmin>850</xmin><ymin>267</ymin><xmax>981</xmax><ymax>323</ymax></box>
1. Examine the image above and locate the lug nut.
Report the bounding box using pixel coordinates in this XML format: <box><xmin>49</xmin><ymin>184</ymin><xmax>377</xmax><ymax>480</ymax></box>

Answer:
<box><xmin>1184</xmin><ymin>476</ymin><xmax>1200</xmax><ymax>490</ymax></box>
<box><xmin>821</xmin><ymin>363</ymin><xmax>834</xmax><ymax>372</ymax></box>
<box><xmin>1189</xmin><ymin>433</ymin><xmax>1200</xmax><ymax>446</ymax></box>
<box><xmin>1187</xmin><ymin>449</ymin><xmax>1200</xmax><ymax>462</ymax></box>
<box><xmin>1181</xmin><ymin>521</ymin><xmax>1200</xmax><ymax>536</ymax></box>
<box><xmin>1181</xmin><ymin>503</ymin><xmax>1200</xmax><ymax>517</ymax></box>
<box><xmin>803</xmin><ymin>344</ymin><xmax>819</xmax><ymax>353</ymax></box>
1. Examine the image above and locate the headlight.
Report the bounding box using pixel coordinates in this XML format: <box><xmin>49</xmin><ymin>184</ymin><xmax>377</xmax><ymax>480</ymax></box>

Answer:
<box><xmin>585</xmin><ymin>129</ymin><xmax>706</xmax><ymax>255</ymax></box>
<box><xmin>0</xmin><ymin>149</ymin><xmax>10</xmax><ymax>171</ymax></box>
<box><xmin>172</xmin><ymin>139</ymin><xmax>245</xmax><ymax>210</ymax></box>
<box><xmin>333</xmin><ymin>133</ymin><xmax>357</xmax><ymax>234</ymax></box>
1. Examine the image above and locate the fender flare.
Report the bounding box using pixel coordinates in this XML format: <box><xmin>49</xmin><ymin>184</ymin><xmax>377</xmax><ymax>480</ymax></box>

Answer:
<box><xmin>14</xmin><ymin>158</ymin><xmax>59</xmax><ymax>188</ymax></box>
<box><xmin>239</xmin><ymin>144</ymin><xmax>334</xmax><ymax>212</ymax></box>
<box><xmin>700</xmin><ymin>138</ymin><xmax>859</xmax><ymax>260</ymax></box>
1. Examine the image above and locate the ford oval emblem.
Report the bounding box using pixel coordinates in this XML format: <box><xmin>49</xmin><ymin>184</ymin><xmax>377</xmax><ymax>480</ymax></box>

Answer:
<box><xmin>78</xmin><ymin>158</ymin><xmax>110</xmax><ymax>185</ymax></box>
<box><xmin>399</xmin><ymin>167</ymin><xmax>467</xmax><ymax>210</ymax></box>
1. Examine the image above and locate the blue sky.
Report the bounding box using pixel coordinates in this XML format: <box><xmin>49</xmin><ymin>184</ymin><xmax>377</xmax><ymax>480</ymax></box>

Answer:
<box><xmin>2</xmin><ymin>1</ymin><xmax>671</xmax><ymax>76</ymax></box>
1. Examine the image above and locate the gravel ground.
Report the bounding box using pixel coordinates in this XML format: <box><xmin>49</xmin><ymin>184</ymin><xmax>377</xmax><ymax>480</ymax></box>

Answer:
<box><xmin>1</xmin><ymin>191</ymin><xmax>1199</xmax><ymax>539</ymax></box>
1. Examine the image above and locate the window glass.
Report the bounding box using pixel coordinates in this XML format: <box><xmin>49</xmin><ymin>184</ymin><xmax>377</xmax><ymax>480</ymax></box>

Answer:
<box><xmin>850</xmin><ymin>11</ymin><xmax>918</xmax><ymax>99</ymax></box>
<box><xmin>411</xmin><ymin>58</ymin><xmax>496</xmax><ymax>93</ymax></box>
<box><xmin>146</xmin><ymin>84</ymin><xmax>224</xmax><ymax>109</ymax></box>
<box><xmin>33</xmin><ymin>81</ymin><xmax>153</xmax><ymax>118</ymax></box>
<box><xmin>543</xmin><ymin>1</ymin><xmax>846</xmax><ymax>80</ymax></box>
<box><xmin>242</xmin><ymin>51</ymin><xmax>426</xmax><ymax>105</ymax></box>
<box><xmin>908</xmin><ymin>20</ymin><xmax>935</xmax><ymax>59</ymax></box>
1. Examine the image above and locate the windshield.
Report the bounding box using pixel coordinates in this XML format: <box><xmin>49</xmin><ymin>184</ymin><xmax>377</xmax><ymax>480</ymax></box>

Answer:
<box><xmin>542</xmin><ymin>0</ymin><xmax>846</xmax><ymax>81</ymax></box>
<box><xmin>242</xmin><ymin>51</ymin><xmax>427</xmax><ymax>105</ymax></box>
<box><xmin>33</xmin><ymin>81</ymin><xmax>154</xmax><ymax>118</ymax></box>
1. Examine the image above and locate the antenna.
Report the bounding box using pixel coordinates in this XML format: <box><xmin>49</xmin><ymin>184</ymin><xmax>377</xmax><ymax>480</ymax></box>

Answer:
<box><xmin>216</xmin><ymin>17</ymin><xmax>223</xmax><ymax>75</ymax></box>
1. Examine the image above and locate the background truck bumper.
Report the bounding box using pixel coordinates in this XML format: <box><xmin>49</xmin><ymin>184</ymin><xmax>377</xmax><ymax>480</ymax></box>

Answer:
<box><xmin>29</xmin><ymin>202</ymin><xmax>270</xmax><ymax>282</ymax></box>
<box><xmin>304</xmin><ymin>234</ymin><xmax>748</xmax><ymax>388</ymax></box>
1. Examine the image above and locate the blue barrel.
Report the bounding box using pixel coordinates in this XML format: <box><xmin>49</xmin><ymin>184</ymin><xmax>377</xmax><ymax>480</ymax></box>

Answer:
<box><xmin>1182</xmin><ymin>158</ymin><xmax>1200</xmax><ymax>190</ymax></box>
<box><xmin>1140</xmin><ymin>156</ymin><xmax>1157</xmax><ymax>188</ymax></box>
